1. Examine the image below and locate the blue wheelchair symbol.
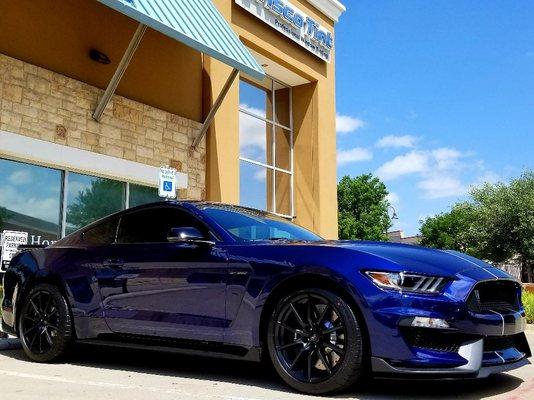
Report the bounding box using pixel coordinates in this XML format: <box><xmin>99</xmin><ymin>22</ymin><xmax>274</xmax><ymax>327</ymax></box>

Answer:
<box><xmin>163</xmin><ymin>180</ymin><xmax>173</xmax><ymax>192</ymax></box>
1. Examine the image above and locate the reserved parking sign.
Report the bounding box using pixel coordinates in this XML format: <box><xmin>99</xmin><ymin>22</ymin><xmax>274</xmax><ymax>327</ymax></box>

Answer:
<box><xmin>1</xmin><ymin>230</ymin><xmax>28</xmax><ymax>271</ymax></box>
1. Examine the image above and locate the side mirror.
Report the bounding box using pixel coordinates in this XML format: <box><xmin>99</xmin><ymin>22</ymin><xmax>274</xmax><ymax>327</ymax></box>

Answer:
<box><xmin>167</xmin><ymin>227</ymin><xmax>213</xmax><ymax>244</ymax></box>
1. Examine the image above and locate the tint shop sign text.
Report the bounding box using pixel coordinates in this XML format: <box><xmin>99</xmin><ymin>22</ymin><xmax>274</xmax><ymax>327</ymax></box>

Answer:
<box><xmin>235</xmin><ymin>0</ymin><xmax>334</xmax><ymax>62</ymax></box>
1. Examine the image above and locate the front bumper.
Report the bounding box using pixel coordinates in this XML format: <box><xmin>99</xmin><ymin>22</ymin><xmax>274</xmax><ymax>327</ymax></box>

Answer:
<box><xmin>364</xmin><ymin>276</ymin><xmax>531</xmax><ymax>378</ymax></box>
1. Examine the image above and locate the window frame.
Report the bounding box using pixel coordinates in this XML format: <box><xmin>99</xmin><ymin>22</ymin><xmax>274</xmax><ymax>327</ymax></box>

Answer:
<box><xmin>238</xmin><ymin>74</ymin><xmax>294</xmax><ymax>220</ymax></box>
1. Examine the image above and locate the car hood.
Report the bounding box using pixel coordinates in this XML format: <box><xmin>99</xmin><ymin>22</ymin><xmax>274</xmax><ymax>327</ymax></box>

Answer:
<box><xmin>312</xmin><ymin>240</ymin><xmax>511</xmax><ymax>280</ymax></box>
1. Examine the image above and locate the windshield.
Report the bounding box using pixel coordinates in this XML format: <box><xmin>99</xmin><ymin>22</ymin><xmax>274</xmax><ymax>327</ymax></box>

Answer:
<box><xmin>201</xmin><ymin>205</ymin><xmax>323</xmax><ymax>242</ymax></box>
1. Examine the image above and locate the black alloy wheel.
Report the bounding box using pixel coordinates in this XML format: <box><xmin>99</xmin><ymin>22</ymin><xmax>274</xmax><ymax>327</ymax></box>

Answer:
<box><xmin>19</xmin><ymin>283</ymin><xmax>72</xmax><ymax>362</ymax></box>
<box><xmin>267</xmin><ymin>288</ymin><xmax>364</xmax><ymax>394</ymax></box>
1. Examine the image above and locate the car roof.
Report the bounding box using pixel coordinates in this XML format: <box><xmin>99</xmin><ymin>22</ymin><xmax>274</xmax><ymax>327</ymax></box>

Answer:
<box><xmin>127</xmin><ymin>200</ymin><xmax>275</xmax><ymax>218</ymax></box>
<box><xmin>55</xmin><ymin>201</ymin><xmax>273</xmax><ymax>243</ymax></box>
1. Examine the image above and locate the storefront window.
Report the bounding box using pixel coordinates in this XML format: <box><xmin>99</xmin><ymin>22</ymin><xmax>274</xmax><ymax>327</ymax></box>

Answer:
<box><xmin>239</xmin><ymin>77</ymin><xmax>271</xmax><ymax>118</ymax></box>
<box><xmin>129</xmin><ymin>183</ymin><xmax>160</xmax><ymax>208</ymax></box>
<box><xmin>239</xmin><ymin>75</ymin><xmax>293</xmax><ymax>218</ymax></box>
<box><xmin>239</xmin><ymin>160</ymin><xmax>269</xmax><ymax>211</ymax></box>
<box><xmin>65</xmin><ymin>173</ymin><xmax>125</xmax><ymax>235</ymax></box>
<box><xmin>0</xmin><ymin>157</ymin><xmax>162</xmax><ymax>242</ymax></box>
<box><xmin>0</xmin><ymin>158</ymin><xmax>62</xmax><ymax>244</ymax></box>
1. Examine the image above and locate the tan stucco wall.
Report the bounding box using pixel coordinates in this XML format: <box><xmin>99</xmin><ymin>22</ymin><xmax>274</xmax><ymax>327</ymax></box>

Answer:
<box><xmin>0</xmin><ymin>54</ymin><xmax>206</xmax><ymax>200</ymax></box>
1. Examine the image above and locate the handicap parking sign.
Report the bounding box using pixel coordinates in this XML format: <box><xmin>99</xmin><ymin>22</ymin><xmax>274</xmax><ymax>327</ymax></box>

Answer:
<box><xmin>158</xmin><ymin>167</ymin><xmax>177</xmax><ymax>199</ymax></box>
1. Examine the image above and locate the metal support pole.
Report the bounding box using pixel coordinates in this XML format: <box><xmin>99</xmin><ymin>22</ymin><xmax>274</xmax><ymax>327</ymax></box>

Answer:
<box><xmin>191</xmin><ymin>68</ymin><xmax>239</xmax><ymax>149</ymax></box>
<box><xmin>92</xmin><ymin>23</ymin><xmax>147</xmax><ymax>121</ymax></box>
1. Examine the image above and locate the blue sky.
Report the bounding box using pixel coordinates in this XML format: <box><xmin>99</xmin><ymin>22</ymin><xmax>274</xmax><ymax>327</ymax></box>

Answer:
<box><xmin>334</xmin><ymin>1</ymin><xmax>534</xmax><ymax>235</ymax></box>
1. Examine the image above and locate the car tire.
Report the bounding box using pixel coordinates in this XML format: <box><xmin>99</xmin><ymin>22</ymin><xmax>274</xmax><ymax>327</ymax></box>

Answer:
<box><xmin>18</xmin><ymin>283</ymin><xmax>73</xmax><ymax>362</ymax></box>
<box><xmin>267</xmin><ymin>288</ymin><xmax>364</xmax><ymax>395</ymax></box>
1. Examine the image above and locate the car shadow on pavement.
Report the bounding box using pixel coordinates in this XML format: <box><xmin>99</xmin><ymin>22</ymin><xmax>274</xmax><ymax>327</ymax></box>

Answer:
<box><xmin>0</xmin><ymin>342</ymin><xmax>525</xmax><ymax>399</ymax></box>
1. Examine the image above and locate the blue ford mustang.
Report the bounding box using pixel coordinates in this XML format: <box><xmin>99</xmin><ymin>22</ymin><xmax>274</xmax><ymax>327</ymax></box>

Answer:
<box><xmin>1</xmin><ymin>202</ymin><xmax>531</xmax><ymax>394</ymax></box>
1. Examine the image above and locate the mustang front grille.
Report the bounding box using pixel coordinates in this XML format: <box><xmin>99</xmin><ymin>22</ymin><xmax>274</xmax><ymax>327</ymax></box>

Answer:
<box><xmin>467</xmin><ymin>280</ymin><xmax>521</xmax><ymax>314</ymax></box>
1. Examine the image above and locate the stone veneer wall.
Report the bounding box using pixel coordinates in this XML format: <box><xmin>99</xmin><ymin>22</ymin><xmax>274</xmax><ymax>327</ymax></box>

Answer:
<box><xmin>0</xmin><ymin>54</ymin><xmax>205</xmax><ymax>199</ymax></box>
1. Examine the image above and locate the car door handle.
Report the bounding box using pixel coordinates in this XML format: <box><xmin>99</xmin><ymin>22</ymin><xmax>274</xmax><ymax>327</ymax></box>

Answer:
<box><xmin>102</xmin><ymin>259</ymin><xmax>124</xmax><ymax>269</ymax></box>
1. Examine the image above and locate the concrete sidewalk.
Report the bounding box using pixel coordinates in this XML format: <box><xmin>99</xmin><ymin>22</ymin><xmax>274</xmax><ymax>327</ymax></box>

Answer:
<box><xmin>0</xmin><ymin>333</ymin><xmax>532</xmax><ymax>400</ymax></box>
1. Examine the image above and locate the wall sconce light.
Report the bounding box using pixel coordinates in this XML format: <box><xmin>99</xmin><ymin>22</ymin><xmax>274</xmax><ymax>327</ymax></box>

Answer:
<box><xmin>89</xmin><ymin>49</ymin><xmax>111</xmax><ymax>65</ymax></box>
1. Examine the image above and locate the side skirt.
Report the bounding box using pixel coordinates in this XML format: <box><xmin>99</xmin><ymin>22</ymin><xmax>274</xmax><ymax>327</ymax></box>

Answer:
<box><xmin>78</xmin><ymin>333</ymin><xmax>262</xmax><ymax>362</ymax></box>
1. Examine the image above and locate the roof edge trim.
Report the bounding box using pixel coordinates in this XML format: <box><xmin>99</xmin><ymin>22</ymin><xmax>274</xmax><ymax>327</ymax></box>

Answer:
<box><xmin>307</xmin><ymin>0</ymin><xmax>346</xmax><ymax>22</ymax></box>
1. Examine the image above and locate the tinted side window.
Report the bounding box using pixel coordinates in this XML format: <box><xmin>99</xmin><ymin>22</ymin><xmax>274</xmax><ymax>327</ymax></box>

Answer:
<box><xmin>117</xmin><ymin>207</ymin><xmax>207</xmax><ymax>244</ymax></box>
<box><xmin>83</xmin><ymin>218</ymin><xmax>119</xmax><ymax>245</ymax></box>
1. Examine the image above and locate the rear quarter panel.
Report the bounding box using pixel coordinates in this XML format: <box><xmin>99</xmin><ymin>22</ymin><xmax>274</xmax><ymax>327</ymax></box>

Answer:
<box><xmin>2</xmin><ymin>246</ymin><xmax>107</xmax><ymax>338</ymax></box>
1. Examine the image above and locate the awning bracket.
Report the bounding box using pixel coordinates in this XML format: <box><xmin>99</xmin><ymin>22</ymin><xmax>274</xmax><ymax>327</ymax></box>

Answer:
<box><xmin>92</xmin><ymin>23</ymin><xmax>147</xmax><ymax>121</ymax></box>
<box><xmin>191</xmin><ymin>68</ymin><xmax>239</xmax><ymax>149</ymax></box>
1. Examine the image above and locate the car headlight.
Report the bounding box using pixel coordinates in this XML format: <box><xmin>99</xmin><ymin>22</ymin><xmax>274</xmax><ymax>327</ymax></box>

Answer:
<box><xmin>365</xmin><ymin>271</ymin><xmax>448</xmax><ymax>294</ymax></box>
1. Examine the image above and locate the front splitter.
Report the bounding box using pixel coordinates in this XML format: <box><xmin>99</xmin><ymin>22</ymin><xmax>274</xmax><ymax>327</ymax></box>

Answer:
<box><xmin>372</xmin><ymin>337</ymin><xmax>529</xmax><ymax>379</ymax></box>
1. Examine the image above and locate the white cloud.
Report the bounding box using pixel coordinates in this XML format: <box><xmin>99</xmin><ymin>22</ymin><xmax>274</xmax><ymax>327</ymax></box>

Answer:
<box><xmin>68</xmin><ymin>181</ymin><xmax>87</xmax><ymax>197</ymax></box>
<box><xmin>473</xmin><ymin>171</ymin><xmax>500</xmax><ymax>186</ymax></box>
<box><xmin>418</xmin><ymin>213</ymin><xmax>436</xmax><ymax>223</ymax></box>
<box><xmin>376</xmin><ymin>146</ymin><xmax>490</xmax><ymax>199</ymax></box>
<box><xmin>386</xmin><ymin>192</ymin><xmax>400</xmax><ymax>205</ymax></box>
<box><xmin>253</xmin><ymin>169</ymin><xmax>266</xmax><ymax>182</ymax></box>
<box><xmin>8</xmin><ymin>169</ymin><xmax>33</xmax><ymax>185</ymax></box>
<box><xmin>0</xmin><ymin>185</ymin><xmax>59</xmax><ymax>223</ymax></box>
<box><xmin>431</xmin><ymin>147</ymin><xmax>462</xmax><ymax>170</ymax></box>
<box><xmin>376</xmin><ymin>135</ymin><xmax>418</xmax><ymax>149</ymax></box>
<box><xmin>417</xmin><ymin>176</ymin><xmax>467</xmax><ymax>199</ymax></box>
<box><xmin>336</xmin><ymin>113</ymin><xmax>365</xmax><ymax>134</ymax></box>
<box><xmin>239</xmin><ymin>104</ymin><xmax>267</xmax><ymax>160</ymax></box>
<box><xmin>376</xmin><ymin>151</ymin><xmax>429</xmax><ymax>180</ymax></box>
<box><xmin>337</xmin><ymin>147</ymin><xmax>373</xmax><ymax>166</ymax></box>
<box><xmin>376</xmin><ymin>147</ymin><xmax>469</xmax><ymax>181</ymax></box>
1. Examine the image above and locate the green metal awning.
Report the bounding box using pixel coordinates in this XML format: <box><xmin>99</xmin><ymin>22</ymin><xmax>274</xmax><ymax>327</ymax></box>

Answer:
<box><xmin>93</xmin><ymin>0</ymin><xmax>265</xmax><ymax>146</ymax></box>
<box><xmin>97</xmin><ymin>0</ymin><xmax>264</xmax><ymax>79</ymax></box>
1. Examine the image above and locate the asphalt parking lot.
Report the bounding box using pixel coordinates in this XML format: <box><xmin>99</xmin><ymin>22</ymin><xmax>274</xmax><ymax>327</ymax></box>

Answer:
<box><xmin>0</xmin><ymin>332</ymin><xmax>532</xmax><ymax>400</ymax></box>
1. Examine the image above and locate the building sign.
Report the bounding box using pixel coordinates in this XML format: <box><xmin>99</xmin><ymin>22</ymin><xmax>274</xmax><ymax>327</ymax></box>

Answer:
<box><xmin>235</xmin><ymin>0</ymin><xmax>334</xmax><ymax>62</ymax></box>
<box><xmin>158</xmin><ymin>166</ymin><xmax>177</xmax><ymax>199</ymax></box>
<box><xmin>1</xmin><ymin>230</ymin><xmax>28</xmax><ymax>271</ymax></box>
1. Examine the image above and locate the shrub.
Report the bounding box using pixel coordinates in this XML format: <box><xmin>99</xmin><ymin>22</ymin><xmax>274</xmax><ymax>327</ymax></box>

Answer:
<box><xmin>523</xmin><ymin>290</ymin><xmax>534</xmax><ymax>324</ymax></box>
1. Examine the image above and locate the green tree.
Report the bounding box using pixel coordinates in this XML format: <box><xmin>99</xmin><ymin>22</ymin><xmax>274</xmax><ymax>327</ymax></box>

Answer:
<box><xmin>0</xmin><ymin>206</ymin><xmax>11</xmax><ymax>231</ymax></box>
<box><xmin>67</xmin><ymin>178</ymin><xmax>124</xmax><ymax>231</ymax></box>
<box><xmin>337</xmin><ymin>174</ymin><xmax>392</xmax><ymax>241</ymax></box>
<box><xmin>420</xmin><ymin>202</ymin><xmax>479</xmax><ymax>255</ymax></box>
<box><xmin>419</xmin><ymin>170</ymin><xmax>534</xmax><ymax>281</ymax></box>
<box><xmin>470</xmin><ymin>171</ymin><xmax>534</xmax><ymax>281</ymax></box>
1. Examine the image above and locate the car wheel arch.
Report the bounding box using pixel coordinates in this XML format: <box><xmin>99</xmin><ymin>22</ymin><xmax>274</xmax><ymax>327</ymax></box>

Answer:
<box><xmin>15</xmin><ymin>272</ymin><xmax>75</xmax><ymax>336</ymax></box>
<box><xmin>258</xmin><ymin>273</ymin><xmax>370</xmax><ymax>363</ymax></box>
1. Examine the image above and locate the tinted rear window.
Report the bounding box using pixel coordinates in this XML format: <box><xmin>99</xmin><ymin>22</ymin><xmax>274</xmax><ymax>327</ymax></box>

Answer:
<box><xmin>83</xmin><ymin>218</ymin><xmax>119</xmax><ymax>245</ymax></box>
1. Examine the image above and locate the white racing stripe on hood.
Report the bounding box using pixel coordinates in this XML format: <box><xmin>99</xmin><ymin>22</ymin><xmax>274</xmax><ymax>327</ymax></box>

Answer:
<box><xmin>444</xmin><ymin>250</ymin><xmax>499</xmax><ymax>279</ymax></box>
